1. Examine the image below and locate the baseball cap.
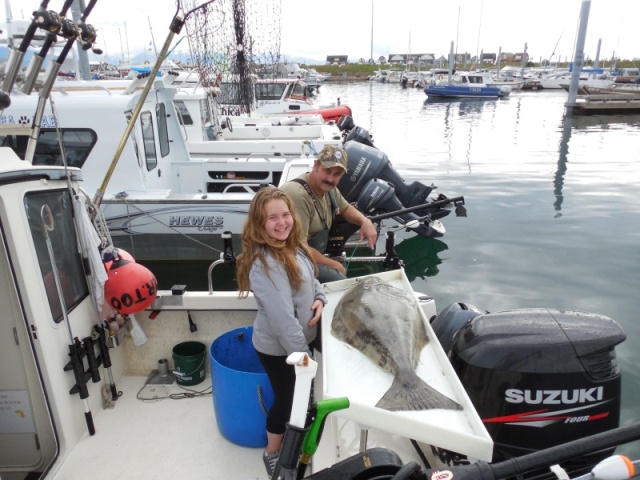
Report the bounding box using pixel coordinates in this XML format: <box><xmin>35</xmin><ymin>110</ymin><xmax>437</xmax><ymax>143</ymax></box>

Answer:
<box><xmin>317</xmin><ymin>145</ymin><xmax>348</xmax><ymax>172</ymax></box>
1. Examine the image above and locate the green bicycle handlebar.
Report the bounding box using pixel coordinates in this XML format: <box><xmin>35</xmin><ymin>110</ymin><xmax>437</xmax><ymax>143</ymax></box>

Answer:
<box><xmin>302</xmin><ymin>397</ymin><xmax>350</xmax><ymax>458</ymax></box>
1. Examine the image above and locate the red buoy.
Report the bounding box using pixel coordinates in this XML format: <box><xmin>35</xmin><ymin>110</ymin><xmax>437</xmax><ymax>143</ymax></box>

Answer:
<box><xmin>104</xmin><ymin>256</ymin><xmax>158</xmax><ymax>314</ymax></box>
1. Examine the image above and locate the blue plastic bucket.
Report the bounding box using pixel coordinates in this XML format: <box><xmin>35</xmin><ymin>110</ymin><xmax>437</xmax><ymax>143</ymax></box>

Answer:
<box><xmin>209</xmin><ymin>326</ymin><xmax>274</xmax><ymax>447</ymax></box>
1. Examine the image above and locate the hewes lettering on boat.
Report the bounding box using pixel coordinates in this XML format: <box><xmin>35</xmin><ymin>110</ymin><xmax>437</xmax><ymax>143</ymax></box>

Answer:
<box><xmin>505</xmin><ymin>386</ymin><xmax>604</xmax><ymax>404</ymax></box>
<box><xmin>169</xmin><ymin>216</ymin><xmax>224</xmax><ymax>229</ymax></box>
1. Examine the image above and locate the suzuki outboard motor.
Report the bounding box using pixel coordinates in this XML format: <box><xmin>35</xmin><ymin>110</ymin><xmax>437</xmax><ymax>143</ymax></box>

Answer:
<box><xmin>434</xmin><ymin>307</ymin><xmax>625</xmax><ymax>479</ymax></box>
<box><xmin>339</xmin><ymin>140</ymin><xmax>439</xmax><ymax>211</ymax></box>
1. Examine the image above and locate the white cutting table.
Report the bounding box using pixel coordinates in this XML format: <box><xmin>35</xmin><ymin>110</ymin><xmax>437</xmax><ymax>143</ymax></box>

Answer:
<box><xmin>320</xmin><ymin>269</ymin><xmax>493</xmax><ymax>462</ymax></box>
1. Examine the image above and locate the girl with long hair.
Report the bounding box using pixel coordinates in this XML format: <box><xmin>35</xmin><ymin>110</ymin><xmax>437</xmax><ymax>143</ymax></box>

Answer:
<box><xmin>236</xmin><ymin>187</ymin><xmax>326</xmax><ymax>477</ymax></box>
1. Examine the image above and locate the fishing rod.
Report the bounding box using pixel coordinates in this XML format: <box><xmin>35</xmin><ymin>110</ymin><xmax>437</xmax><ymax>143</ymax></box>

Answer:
<box><xmin>325</xmin><ymin>195</ymin><xmax>465</xmax><ymax>258</ymax></box>
<box><xmin>24</xmin><ymin>0</ymin><xmax>101</xmax><ymax>164</ymax></box>
<box><xmin>20</xmin><ymin>0</ymin><xmax>78</xmax><ymax>95</ymax></box>
<box><xmin>408</xmin><ymin>422</ymin><xmax>640</xmax><ymax>480</ymax></box>
<box><xmin>367</xmin><ymin>195</ymin><xmax>466</xmax><ymax>224</ymax></box>
<box><xmin>71</xmin><ymin>191</ymin><xmax>121</xmax><ymax>402</ymax></box>
<box><xmin>92</xmin><ymin>0</ymin><xmax>217</xmax><ymax>209</ymax></box>
<box><xmin>0</xmin><ymin>0</ymin><xmax>53</xmax><ymax>96</ymax></box>
<box><xmin>306</xmin><ymin>422</ymin><xmax>640</xmax><ymax>479</ymax></box>
<box><xmin>40</xmin><ymin>204</ymin><xmax>95</xmax><ymax>436</ymax></box>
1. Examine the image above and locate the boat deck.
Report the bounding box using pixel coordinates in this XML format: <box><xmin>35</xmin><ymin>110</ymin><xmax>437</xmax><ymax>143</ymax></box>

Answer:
<box><xmin>48</xmin><ymin>376</ymin><xmax>266</xmax><ymax>480</ymax></box>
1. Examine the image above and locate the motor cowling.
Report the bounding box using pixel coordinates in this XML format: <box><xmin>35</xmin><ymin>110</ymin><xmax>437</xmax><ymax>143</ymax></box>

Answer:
<box><xmin>430</xmin><ymin>302</ymin><xmax>486</xmax><ymax>353</ymax></box>
<box><xmin>344</xmin><ymin>126</ymin><xmax>375</xmax><ymax>147</ymax></box>
<box><xmin>336</xmin><ymin>114</ymin><xmax>356</xmax><ymax>132</ymax></box>
<box><xmin>441</xmin><ymin>308</ymin><xmax>625</xmax><ymax>478</ymax></box>
<box><xmin>340</xmin><ymin>140</ymin><xmax>437</xmax><ymax>210</ymax></box>
<box><xmin>353</xmin><ymin>179</ymin><xmax>438</xmax><ymax>238</ymax></box>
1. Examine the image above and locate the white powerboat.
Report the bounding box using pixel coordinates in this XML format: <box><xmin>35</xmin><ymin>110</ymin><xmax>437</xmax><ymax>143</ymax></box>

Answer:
<box><xmin>0</xmin><ymin>4</ymin><xmax>636</xmax><ymax>480</ymax></box>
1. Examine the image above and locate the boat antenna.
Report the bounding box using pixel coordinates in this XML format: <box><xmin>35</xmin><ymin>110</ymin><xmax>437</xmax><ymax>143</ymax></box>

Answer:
<box><xmin>93</xmin><ymin>0</ymin><xmax>217</xmax><ymax>209</ymax></box>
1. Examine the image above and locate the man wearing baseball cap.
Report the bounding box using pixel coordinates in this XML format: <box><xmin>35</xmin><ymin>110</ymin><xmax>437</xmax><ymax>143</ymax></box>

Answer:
<box><xmin>282</xmin><ymin>144</ymin><xmax>377</xmax><ymax>283</ymax></box>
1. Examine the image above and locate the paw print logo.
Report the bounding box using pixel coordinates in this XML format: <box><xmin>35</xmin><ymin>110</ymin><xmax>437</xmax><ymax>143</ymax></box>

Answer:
<box><xmin>18</xmin><ymin>116</ymin><xmax>30</xmax><ymax>125</ymax></box>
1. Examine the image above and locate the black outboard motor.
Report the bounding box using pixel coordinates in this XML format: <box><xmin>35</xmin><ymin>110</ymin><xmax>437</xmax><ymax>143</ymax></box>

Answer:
<box><xmin>353</xmin><ymin>179</ymin><xmax>443</xmax><ymax>238</ymax></box>
<box><xmin>326</xmin><ymin>140</ymin><xmax>459</xmax><ymax>255</ymax></box>
<box><xmin>340</xmin><ymin>140</ymin><xmax>440</xmax><ymax>211</ymax></box>
<box><xmin>344</xmin><ymin>126</ymin><xmax>375</xmax><ymax>147</ymax></box>
<box><xmin>432</xmin><ymin>307</ymin><xmax>626</xmax><ymax>479</ymax></box>
<box><xmin>430</xmin><ymin>302</ymin><xmax>487</xmax><ymax>353</ymax></box>
<box><xmin>336</xmin><ymin>114</ymin><xmax>356</xmax><ymax>133</ymax></box>
<box><xmin>337</xmin><ymin>114</ymin><xmax>375</xmax><ymax>146</ymax></box>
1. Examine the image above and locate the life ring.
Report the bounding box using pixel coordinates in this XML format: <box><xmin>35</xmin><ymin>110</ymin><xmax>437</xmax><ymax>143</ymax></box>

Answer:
<box><xmin>438</xmin><ymin>75</ymin><xmax>443</xmax><ymax>80</ymax></box>
<box><xmin>225</xmin><ymin>116</ymin><xmax>233</xmax><ymax>132</ymax></box>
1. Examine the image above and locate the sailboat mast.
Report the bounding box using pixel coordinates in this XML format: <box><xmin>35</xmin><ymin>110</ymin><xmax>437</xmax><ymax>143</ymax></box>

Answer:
<box><xmin>148</xmin><ymin>16</ymin><xmax>158</xmax><ymax>58</ymax></box>
<box><xmin>125</xmin><ymin>21</ymin><xmax>131</xmax><ymax>64</ymax></box>
<box><xmin>119</xmin><ymin>28</ymin><xmax>124</xmax><ymax>63</ymax></box>
<box><xmin>370</xmin><ymin>0</ymin><xmax>374</xmax><ymax>63</ymax></box>
<box><xmin>475</xmin><ymin>0</ymin><xmax>483</xmax><ymax>69</ymax></box>
<box><xmin>454</xmin><ymin>6</ymin><xmax>460</xmax><ymax>68</ymax></box>
<box><xmin>406</xmin><ymin>31</ymin><xmax>411</xmax><ymax>70</ymax></box>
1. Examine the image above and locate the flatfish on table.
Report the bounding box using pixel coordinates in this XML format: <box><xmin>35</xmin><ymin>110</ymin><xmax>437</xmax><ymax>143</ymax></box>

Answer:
<box><xmin>331</xmin><ymin>276</ymin><xmax>462</xmax><ymax>412</ymax></box>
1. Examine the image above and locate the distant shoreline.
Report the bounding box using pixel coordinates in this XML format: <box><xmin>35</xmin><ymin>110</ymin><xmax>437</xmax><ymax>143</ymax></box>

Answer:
<box><xmin>324</xmin><ymin>75</ymin><xmax>370</xmax><ymax>82</ymax></box>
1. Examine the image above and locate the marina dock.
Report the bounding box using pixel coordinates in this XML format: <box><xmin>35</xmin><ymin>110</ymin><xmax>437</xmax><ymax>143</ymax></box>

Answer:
<box><xmin>566</xmin><ymin>90</ymin><xmax>640</xmax><ymax>115</ymax></box>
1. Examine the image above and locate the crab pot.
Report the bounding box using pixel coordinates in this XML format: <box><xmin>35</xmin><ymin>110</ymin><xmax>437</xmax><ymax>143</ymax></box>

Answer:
<box><xmin>209</xmin><ymin>327</ymin><xmax>274</xmax><ymax>447</ymax></box>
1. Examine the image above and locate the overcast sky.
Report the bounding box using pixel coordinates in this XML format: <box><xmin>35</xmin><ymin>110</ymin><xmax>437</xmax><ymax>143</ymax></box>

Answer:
<box><xmin>3</xmin><ymin>0</ymin><xmax>638</xmax><ymax>64</ymax></box>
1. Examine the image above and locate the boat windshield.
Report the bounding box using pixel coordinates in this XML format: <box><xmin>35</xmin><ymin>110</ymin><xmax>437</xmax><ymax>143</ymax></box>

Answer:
<box><xmin>1</xmin><ymin>129</ymin><xmax>96</xmax><ymax>168</ymax></box>
<box><xmin>255</xmin><ymin>82</ymin><xmax>288</xmax><ymax>101</ymax></box>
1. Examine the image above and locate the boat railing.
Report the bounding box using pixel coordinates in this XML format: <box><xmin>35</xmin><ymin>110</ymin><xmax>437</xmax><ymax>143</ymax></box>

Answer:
<box><xmin>221</xmin><ymin>183</ymin><xmax>263</xmax><ymax>194</ymax></box>
<box><xmin>207</xmin><ymin>231</ymin><xmax>236</xmax><ymax>294</ymax></box>
<box><xmin>239</xmin><ymin>153</ymin><xmax>281</xmax><ymax>162</ymax></box>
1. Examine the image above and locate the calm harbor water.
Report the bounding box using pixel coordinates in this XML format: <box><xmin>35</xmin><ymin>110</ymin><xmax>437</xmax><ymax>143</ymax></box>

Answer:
<box><xmin>148</xmin><ymin>81</ymin><xmax>640</xmax><ymax>457</ymax></box>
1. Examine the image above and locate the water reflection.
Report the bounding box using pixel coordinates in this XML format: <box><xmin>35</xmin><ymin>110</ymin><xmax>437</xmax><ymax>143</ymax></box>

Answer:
<box><xmin>424</xmin><ymin>100</ymin><xmax>489</xmax><ymax>173</ymax></box>
<box><xmin>554</xmin><ymin>112</ymin><xmax>640</xmax><ymax>217</ymax></box>
<box><xmin>395</xmin><ymin>235</ymin><xmax>448</xmax><ymax>281</ymax></box>
<box><xmin>570</xmin><ymin>114</ymin><xmax>640</xmax><ymax>130</ymax></box>
<box><xmin>457</xmin><ymin>100</ymin><xmax>488</xmax><ymax>115</ymax></box>
<box><xmin>554</xmin><ymin>116</ymin><xmax>572</xmax><ymax>217</ymax></box>
<box><xmin>329</xmin><ymin>233</ymin><xmax>448</xmax><ymax>282</ymax></box>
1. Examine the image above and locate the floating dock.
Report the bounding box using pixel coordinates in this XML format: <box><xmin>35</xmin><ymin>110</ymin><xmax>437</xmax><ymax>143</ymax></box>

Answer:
<box><xmin>566</xmin><ymin>88</ymin><xmax>640</xmax><ymax>115</ymax></box>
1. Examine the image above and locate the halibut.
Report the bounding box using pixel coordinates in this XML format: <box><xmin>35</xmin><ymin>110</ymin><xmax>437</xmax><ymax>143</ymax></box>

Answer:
<box><xmin>331</xmin><ymin>277</ymin><xmax>462</xmax><ymax>411</ymax></box>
